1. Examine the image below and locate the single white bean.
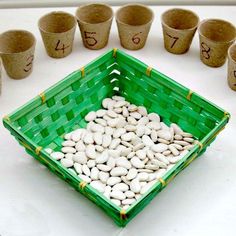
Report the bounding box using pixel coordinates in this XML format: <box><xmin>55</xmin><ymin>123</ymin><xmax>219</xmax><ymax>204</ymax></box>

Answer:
<box><xmin>50</xmin><ymin>151</ymin><xmax>64</xmax><ymax>160</ymax></box>
<box><xmin>112</xmin><ymin>183</ymin><xmax>129</xmax><ymax>192</ymax></box>
<box><xmin>99</xmin><ymin>171</ymin><xmax>110</xmax><ymax>183</ymax></box>
<box><xmin>116</xmin><ymin>157</ymin><xmax>132</xmax><ymax>169</ymax></box>
<box><xmin>90</xmin><ymin>167</ymin><xmax>99</xmax><ymax>180</ymax></box>
<box><xmin>130</xmin><ymin>178</ymin><xmax>141</xmax><ymax>193</ymax></box>
<box><xmin>126</xmin><ymin>168</ymin><xmax>138</xmax><ymax>180</ymax></box>
<box><xmin>110</xmin><ymin>167</ymin><xmax>128</xmax><ymax>176</ymax></box>
<box><xmin>86</xmin><ymin>145</ymin><xmax>96</xmax><ymax>159</ymax></box>
<box><xmin>90</xmin><ymin>180</ymin><xmax>106</xmax><ymax>193</ymax></box>
<box><xmin>85</xmin><ymin>111</ymin><xmax>96</xmax><ymax>122</ymax></box>
<box><xmin>107</xmin><ymin>177</ymin><xmax>121</xmax><ymax>186</ymax></box>
<box><xmin>110</xmin><ymin>190</ymin><xmax>126</xmax><ymax>200</ymax></box>
<box><xmin>130</xmin><ymin>157</ymin><xmax>145</xmax><ymax>169</ymax></box>
<box><xmin>125</xmin><ymin>190</ymin><xmax>135</xmax><ymax>198</ymax></box>
<box><xmin>61</xmin><ymin>158</ymin><xmax>73</xmax><ymax>168</ymax></box>
<box><xmin>82</xmin><ymin>164</ymin><xmax>90</xmax><ymax>176</ymax></box>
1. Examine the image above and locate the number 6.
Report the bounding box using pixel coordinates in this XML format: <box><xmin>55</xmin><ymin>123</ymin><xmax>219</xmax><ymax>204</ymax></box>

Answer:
<box><xmin>132</xmin><ymin>32</ymin><xmax>142</xmax><ymax>44</ymax></box>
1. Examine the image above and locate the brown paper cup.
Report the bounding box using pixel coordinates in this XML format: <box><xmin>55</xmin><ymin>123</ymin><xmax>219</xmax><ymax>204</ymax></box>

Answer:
<box><xmin>0</xmin><ymin>30</ymin><xmax>36</xmax><ymax>80</ymax></box>
<box><xmin>76</xmin><ymin>3</ymin><xmax>113</xmax><ymax>50</ymax></box>
<box><xmin>161</xmin><ymin>8</ymin><xmax>199</xmax><ymax>54</ymax></box>
<box><xmin>0</xmin><ymin>57</ymin><xmax>2</xmax><ymax>94</ymax></box>
<box><xmin>227</xmin><ymin>44</ymin><xmax>236</xmax><ymax>91</ymax></box>
<box><xmin>39</xmin><ymin>11</ymin><xmax>76</xmax><ymax>58</ymax></box>
<box><xmin>116</xmin><ymin>4</ymin><xmax>154</xmax><ymax>50</ymax></box>
<box><xmin>198</xmin><ymin>19</ymin><xmax>236</xmax><ymax>67</ymax></box>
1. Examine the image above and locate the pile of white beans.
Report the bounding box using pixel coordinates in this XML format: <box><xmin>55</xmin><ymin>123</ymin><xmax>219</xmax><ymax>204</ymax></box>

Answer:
<box><xmin>45</xmin><ymin>96</ymin><xmax>196</xmax><ymax>210</ymax></box>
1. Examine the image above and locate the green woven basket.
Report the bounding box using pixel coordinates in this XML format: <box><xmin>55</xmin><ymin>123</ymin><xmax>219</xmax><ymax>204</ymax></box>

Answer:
<box><xmin>3</xmin><ymin>48</ymin><xmax>230</xmax><ymax>227</ymax></box>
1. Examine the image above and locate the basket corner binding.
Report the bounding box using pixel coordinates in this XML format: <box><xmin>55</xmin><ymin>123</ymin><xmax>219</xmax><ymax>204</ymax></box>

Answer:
<box><xmin>2</xmin><ymin>48</ymin><xmax>230</xmax><ymax>227</ymax></box>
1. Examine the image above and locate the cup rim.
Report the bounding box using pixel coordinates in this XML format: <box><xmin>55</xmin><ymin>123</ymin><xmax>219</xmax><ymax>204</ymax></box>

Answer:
<box><xmin>0</xmin><ymin>29</ymin><xmax>36</xmax><ymax>55</ymax></box>
<box><xmin>38</xmin><ymin>11</ymin><xmax>76</xmax><ymax>34</ymax></box>
<box><xmin>228</xmin><ymin>43</ymin><xmax>236</xmax><ymax>63</ymax></box>
<box><xmin>75</xmin><ymin>3</ymin><xmax>113</xmax><ymax>25</ymax></box>
<box><xmin>161</xmin><ymin>8</ymin><xmax>199</xmax><ymax>32</ymax></box>
<box><xmin>198</xmin><ymin>18</ymin><xmax>236</xmax><ymax>44</ymax></box>
<box><xmin>115</xmin><ymin>3</ymin><xmax>154</xmax><ymax>27</ymax></box>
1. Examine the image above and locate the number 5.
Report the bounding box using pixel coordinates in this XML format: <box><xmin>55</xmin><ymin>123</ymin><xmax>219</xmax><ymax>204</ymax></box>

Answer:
<box><xmin>84</xmin><ymin>31</ymin><xmax>97</xmax><ymax>46</ymax></box>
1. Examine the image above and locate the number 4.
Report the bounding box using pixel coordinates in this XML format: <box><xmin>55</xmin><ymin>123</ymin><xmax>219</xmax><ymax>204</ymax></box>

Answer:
<box><xmin>55</xmin><ymin>40</ymin><xmax>70</xmax><ymax>54</ymax></box>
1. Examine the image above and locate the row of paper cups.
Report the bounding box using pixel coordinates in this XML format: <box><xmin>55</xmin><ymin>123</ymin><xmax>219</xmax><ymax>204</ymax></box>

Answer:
<box><xmin>0</xmin><ymin>3</ymin><xmax>236</xmax><ymax>91</ymax></box>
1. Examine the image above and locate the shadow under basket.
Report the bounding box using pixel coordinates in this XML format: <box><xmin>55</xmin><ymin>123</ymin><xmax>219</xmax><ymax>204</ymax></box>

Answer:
<box><xmin>3</xmin><ymin>48</ymin><xmax>230</xmax><ymax>227</ymax></box>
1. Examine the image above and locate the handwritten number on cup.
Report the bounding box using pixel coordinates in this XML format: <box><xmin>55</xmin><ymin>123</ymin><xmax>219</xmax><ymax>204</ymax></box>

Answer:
<box><xmin>201</xmin><ymin>42</ymin><xmax>211</xmax><ymax>59</ymax></box>
<box><xmin>55</xmin><ymin>40</ymin><xmax>70</xmax><ymax>54</ymax></box>
<box><xmin>166</xmin><ymin>33</ymin><xmax>179</xmax><ymax>48</ymax></box>
<box><xmin>132</xmin><ymin>32</ymin><xmax>142</xmax><ymax>45</ymax></box>
<box><xmin>84</xmin><ymin>31</ymin><xmax>98</xmax><ymax>46</ymax></box>
<box><xmin>24</xmin><ymin>55</ymin><xmax>34</xmax><ymax>72</ymax></box>
<box><xmin>234</xmin><ymin>71</ymin><xmax>236</xmax><ymax>86</ymax></box>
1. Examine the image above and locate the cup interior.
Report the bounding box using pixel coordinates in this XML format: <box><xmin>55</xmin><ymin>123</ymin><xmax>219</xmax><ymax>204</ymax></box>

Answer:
<box><xmin>39</xmin><ymin>11</ymin><xmax>76</xmax><ymax>33</ymax></box>
<box><xmin>0</xmin><ymin>30</ymin><xmax>35</xmax><ymax>54</ymax></box>
<box><xmin>229</xmin><ymin>44</ymin><xmax>236</xmax><ymax>62</ymax></box>
<box><xmin>76</xmin><ymin>4</ymin><xmax>113</xmax><ymax>24</ymax></box>
<box><xmin>199</xmin><ymin>19</ymin><xmax>236</xmax><ymax>43</ymax></box>
<box><xmin>162</xmin><ymin>8</ymin><xmax>199</xmax><ymax>30</ymax></box>
<box><xmin>116</xmin><ymin>4</ymin><xmax>153</xmax><ymax>26</ymax></box>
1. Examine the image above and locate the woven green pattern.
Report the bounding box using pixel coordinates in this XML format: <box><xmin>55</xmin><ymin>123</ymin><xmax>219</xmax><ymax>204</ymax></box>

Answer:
<box><xmin>3</xmin><ymin>49</ymin><xmax>230</xmax><ymax>227</ymax></box>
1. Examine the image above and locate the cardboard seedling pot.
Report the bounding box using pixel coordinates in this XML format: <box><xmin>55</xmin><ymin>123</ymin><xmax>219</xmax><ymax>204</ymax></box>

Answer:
<box><xmin>0</xmin><ymin>30</ymin><xmax>36</xmax><ymax>80</ymax></box>
<box><xmin>76</xmin><ymin>3</ymin><xmax>113</xmax><ymax>50</ymax></box>
<box><xmin>39</xmin><ymin>11</ymin><xmax>76</xmax><ymax>58</ymax></box>
<box><xmin>161</xmin><ymin>8</ymin><xmax>199</xmax><ymax>54</ymax></box>
<box><xmin>198</xmin><ymin>19</ymin><xmax>236</xmax><ymax>67</ymax></box>
<box><xmin>0</xmin><ymin>57</ymin><xmax>2</xmax><ymax>94</ymax></box>
<box><xmin>116</xmin><ymin>4</ymin><xmax>154</xmax><ymax>50</ymax></box>
<box><xmin>227</xmin><ymin>44</ymin><xmax>236</xmax><ymax>91</ymax></box>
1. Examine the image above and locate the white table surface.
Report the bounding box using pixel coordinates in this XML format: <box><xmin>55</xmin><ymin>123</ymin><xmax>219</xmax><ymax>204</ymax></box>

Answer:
<box><xmin>0</xmin><ymin>5</ymin><xmax>236</xmax><ymax>236</ymax></box>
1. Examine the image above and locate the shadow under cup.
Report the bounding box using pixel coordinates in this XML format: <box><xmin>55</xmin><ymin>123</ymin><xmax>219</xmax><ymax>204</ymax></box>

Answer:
<box><xmin>198</xmin><ymin>19</ymin><xmax>236</xmax><ymax>67</ymax></box>
<box><xmin>0</xmin><ymin>30</ymin><xmax>36</xmax><ymax>79</ymax></box>
<box><xmin>161</xmin><ymin>8</ymin><xmax>199</xmax><ymax>54</ymax></box>
<box><xmin>116</xmin><ymin>4</ymin><xmax>154</xmax><ymax>50</ymax></box>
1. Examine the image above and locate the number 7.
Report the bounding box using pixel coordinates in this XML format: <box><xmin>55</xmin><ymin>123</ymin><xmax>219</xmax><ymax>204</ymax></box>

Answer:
<box><xmin>166</xmin><ymin>33</ymin><xmax>179</xmax><ymax>48</ymax></box>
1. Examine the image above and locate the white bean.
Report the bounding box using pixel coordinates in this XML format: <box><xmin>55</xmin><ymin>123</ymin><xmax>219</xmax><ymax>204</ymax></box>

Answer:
<box><xmin>90</xmin><ymin>180</ymin><xmax>106</xmax><ymax>193</ymax></box>
<box><xmin>53</xmin><ymin>96</ymin><xmax>196</xmax><ymax>208</ymax></box>
<box><xmin>50</xmin><ymin>151</ymin><xmax>64</xmax><ymax>160</ymax></box>
<box><xmin>85</xmin><ymin>111</ymin><xmax>96</xmax><ymax>122</ymax></box>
